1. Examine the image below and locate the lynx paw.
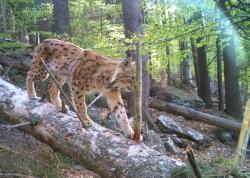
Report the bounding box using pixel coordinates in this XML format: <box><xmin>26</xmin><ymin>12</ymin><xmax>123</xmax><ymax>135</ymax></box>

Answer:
<box><xmin>55</xmin><ymin>104</ymin><xmax>69</xmax><ymax>113</ymax></box>
<box><xmin>81</xmin><ymin>118</ymin><xmax>93</xmax><ymax>128</ymax></box>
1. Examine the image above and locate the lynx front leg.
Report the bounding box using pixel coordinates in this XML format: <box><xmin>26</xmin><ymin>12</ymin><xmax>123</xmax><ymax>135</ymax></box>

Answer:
<box><xmin>105</xmin><ymin>90</ymin><xmax>134</xmax><ymax>138</ymax></box>
<box><xmin>26</xmin><ymin>64</ymin><xmax>48</xmax><ymax>99</ymax></box>
<box><xmin>71</xmin><ymin>83</ymin><xmax>93</xmax><ymax>127</ymax></box>
<box><xmin>49</xmin><ymin>77</ymin><xmax>68</xmax><ymax>112</ymax></box>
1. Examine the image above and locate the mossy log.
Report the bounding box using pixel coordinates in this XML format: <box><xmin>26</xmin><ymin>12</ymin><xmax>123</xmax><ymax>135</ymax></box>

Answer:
<box><xmin>0</xmin><ymin>78</ymin><xmax>185</xmax><ymax>178</ymax></box>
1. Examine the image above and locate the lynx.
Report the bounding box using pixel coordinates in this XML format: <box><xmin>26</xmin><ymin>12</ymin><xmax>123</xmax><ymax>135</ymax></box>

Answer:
<box><xmin>26</xmin><ymin>39</ymin><xmax>136</xmax><ymax>138</ymax></box>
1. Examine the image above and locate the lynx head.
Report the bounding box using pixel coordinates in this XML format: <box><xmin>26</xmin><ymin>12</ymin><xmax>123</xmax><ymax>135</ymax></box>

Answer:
<box><xmin>110</xmin><ymin>58</ymin><xmax>136</xmax><ymax>91</ymax></box>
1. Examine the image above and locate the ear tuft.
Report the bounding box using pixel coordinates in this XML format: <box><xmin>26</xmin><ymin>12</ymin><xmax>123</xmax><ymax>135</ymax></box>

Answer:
<box><xmin>122</xmin><ymin>57</ymin><xmax>132</xmax><ymax>66</ymax></box>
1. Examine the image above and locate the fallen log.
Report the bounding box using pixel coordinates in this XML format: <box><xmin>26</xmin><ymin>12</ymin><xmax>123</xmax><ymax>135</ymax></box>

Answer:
<box><xmin>149</xmin><ymin>99</ymin><xmax>241</xmax><ymax>132</ymax></box>
<box><xmin>0</xmin><ymin>78</ymin><xmax>185</xmax><ymax>178</ymax></box>
<box><xmin>0</xmin><ymin>55</ymin><xmax>31</xmax><ymax>71</ymax></box>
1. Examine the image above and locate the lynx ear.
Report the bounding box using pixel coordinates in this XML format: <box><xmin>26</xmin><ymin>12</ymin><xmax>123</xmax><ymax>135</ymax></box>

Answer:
<box><xmin>122</xmin><ymin>57</ymin><xmax>132</xmax><ymax>66</ymax></box>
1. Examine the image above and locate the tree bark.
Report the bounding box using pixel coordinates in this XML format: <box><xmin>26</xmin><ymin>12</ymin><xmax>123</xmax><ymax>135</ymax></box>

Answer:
<box><xmin>166</xmin><ymin>46</ymin><xmax>172</xmax><ymax>85</ymax></box>
<box><xmin>191</xmin><ymin>38</ymin><xmax>200</xmax><ymax>95</ymax></box>
<box><xmin>216</xmin><ymin>35</ymin><xmax>224</xmax><ymax>111</ymax></box>
<box><xmin>218</xmin><ymin>0</ymin><xmax>242</xmax><ymax>119</ymax></box>
<box><xmin>0</xmin><ymin>78</ymin><xmax>185</xmax><ymax>178</ymax></box>
<box><xmin>149</xmin><ymin>99</ymin><xmax>241</xmax><ymax>132</ymax></box>
<box><xmin>232</xmin><ymin>100</ymin><xmax>250</xmax><ymax>174</ymax></box>
<box><xmin>223</xmin><ymin>36</ymin><xmax>242</xmax><ymax>119</ymax></box>
<box><xmin>0</xmin><ymin>0</ymin><xmax>7</xmax><ymax>33</ymax></box>
<box><xmin>122</xmin><ymin>0</ymin><xmax>156</xmax><ymax>131</ymax></box>
<box><xmin>133</xmin><ymin>41</ymin><xmax>142</xmax><ymax>142</ymax></box>
<box><xmin>179</xmin><ymin>40</ymin><xmax>192</xmax><ymax>87</ymax></box>
<box><xmin>0</xmin><ymin>55</ymin><xmax>31</xmax><ymax>71</ymax></box>
<box><xmin>52</xmin><ymin>0</ymin><xmax>70</xmax><ymax>35</ymax></box>
<box><xmin>192</xmin><ymin>11</ymin><xmax>212</xmax><ymax>108</ymax></box>
<box><xmin>35</xmin><ymin>0</ymin><xmax>51</xmax><ymax>42</ymax></box>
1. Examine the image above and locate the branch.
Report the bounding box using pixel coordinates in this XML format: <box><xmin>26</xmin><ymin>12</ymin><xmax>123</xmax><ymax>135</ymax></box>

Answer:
<box><xmin>0</xmin><ymin>122</ymin><xmax>31</xmax><ymax>131</ymax></box>
<box><xmin>186</xmin><ymin>146</ymin><xmax>202</xmax><ymax>178</ymax></box>
<box><xmin>40</xmin><ymin>57</ymin><xmax>87</xmax><ymax>128</ymax></box>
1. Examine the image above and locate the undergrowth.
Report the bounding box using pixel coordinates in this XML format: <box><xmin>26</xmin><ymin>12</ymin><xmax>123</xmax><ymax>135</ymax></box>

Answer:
<box><xmin>172</xmin><ymin>158</ymin><xmax>250</xmax><ymax>178</ymax></box>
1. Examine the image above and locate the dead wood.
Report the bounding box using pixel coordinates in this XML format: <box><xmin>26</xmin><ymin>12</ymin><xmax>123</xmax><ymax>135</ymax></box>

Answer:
<box><xmin>0</xmin><ymin>78</ymin><xmax>185</xmax><ymax>178</ymax></box>
<box><xmin>0</xmin><ymin>55</ymin><xmax>31</xmax><ymax>71</ymax></box>
<box><xmin>149</xmin><ymin>99</ymin><xmax>241</xmax><ymax>132</ymax></box>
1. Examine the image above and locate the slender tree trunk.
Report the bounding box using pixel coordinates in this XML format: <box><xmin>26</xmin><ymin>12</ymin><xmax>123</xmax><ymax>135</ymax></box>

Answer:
<box><xmin>166</xmin><ymin>46</ymin><xmax>172</xmax><ymax>85</ymax></box>
<box><xmin>134</xmin><ymin>41</ymin><xmax>142</xmax><ymax>142</ymax></box>
<box><xmin>179</xmin><ymin>40</ymin><xmax>192</xmax><ymax>88</ymax></box>
<box><xmin>216</xmin><ymin>35</ymin><xmax>224</xmax><ymax>111</ymax></box>
<box><xmin>0</xmin><ymin>0</ymin><xmax>7</xmax><ymax>33</ymax></box>
<box><xmin>191</xmin><ymin>38</ymin><xmax>200</xmax><ymax>95</ymax></box>
<box><xmin>160</xmin><ymin>70</ymin><xmax>167</xmax><ymax>87</ymax></box>
<box><xmin>244</xmin><ymin>69</ymin><xmax>249</xmax><ymax>105</ymax></box>
<box><xmin>52</xmin><ymin>0</ymin><xmax>70</xmax><ymax>35</ymax></box>
<box><xmin>122</xmin><ymin>0</ymin><xmax>156</xmax><ymax>131</ymax></box>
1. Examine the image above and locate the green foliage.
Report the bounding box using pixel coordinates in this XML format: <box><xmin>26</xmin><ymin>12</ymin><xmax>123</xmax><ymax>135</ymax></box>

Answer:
<box><xmin>0</xmin><ymin>0</ymin><xmax>53</xmax><ymax>38</ymax></box>
<box><xmin>173</xmin><ymin>158</ymin><xmax>249</xmax><ymax>178</ymax></box>
<box><xmin>0</xmin><ymin>0</ymin><xmax>249</xmax><ymax>85</ymax></box>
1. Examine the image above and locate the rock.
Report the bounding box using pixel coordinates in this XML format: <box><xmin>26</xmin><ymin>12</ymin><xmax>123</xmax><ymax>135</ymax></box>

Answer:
<box><xmin>144</xmin><ymin>130</ymin><xmax>166</xmax><ymax>154</ymax></box>
<box><xmin>216</xmin><ymin>129</ymin><xmax>233</xmax><ymax>144</ymax></box>
<box><xmin>88</xmin><ymin>108</ymin><xmax>102</xmax><ymax>124</ymax></box>
<box><xmin>157</xmin><ymin>115</ymin><xmax>208</xmax><ymax>144</ymax></box>
<box><xmin>170</xmin><ymin>134</ymin><xmax>187</xmax><ymax>148</ymax></box>
<box><xmin>164</xmin><ymin>137</ymin><xmax>180</xmax><ymax>154</ymax></box>
<box><xmin>93</xmin><ymin>95</ymin><xmax>109</xmax><ymax>108</ymax></box>
<box><xmin>102</xmin><ymin>114</ymin><xmax>120</xmax><ymax>132</ymax></box>
<box><xmin>151</xmin><ymin>84</ymin><xmax>205</xmax><ymax>109</ymax></box>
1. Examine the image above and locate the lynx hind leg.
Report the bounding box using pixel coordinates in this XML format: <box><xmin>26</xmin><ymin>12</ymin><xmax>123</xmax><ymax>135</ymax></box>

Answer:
<box><xmin>26</xmin><ymin>62</ymin><xmax>48</xmax><ymax>99</ymax></box>
<box><xmin>49</xmin><ymin>77</ymin><xmax>68</xmax><ymax>112</ymax></box>
<box><xmin>71</xmin><ymin>83</ymin><xmax>93</xmax><ymax>127</ymax></box>
<box><xmin>105</xmin><ymin>90</ymin><xmax>134</xmax><ymax>138</ymax></box>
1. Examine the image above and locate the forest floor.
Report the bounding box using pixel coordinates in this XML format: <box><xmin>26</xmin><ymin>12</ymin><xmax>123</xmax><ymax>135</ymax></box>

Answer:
<box><xmin>0</xmin><ymin>65</ymin><xmax>249</xmax><ymax>177</ymax></box>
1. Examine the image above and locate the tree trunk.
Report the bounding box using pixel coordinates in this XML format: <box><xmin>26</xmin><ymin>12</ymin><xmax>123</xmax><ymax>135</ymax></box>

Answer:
<box><xmin>35</xmin><ymin>0</ymin><xmax>51</xmax><ymax>42</ymax></box>
<box><xmin>179</xmin><ymin>40</ymin><xmax>192</xmax><ymax>88</ymax></box>
<box><xmin>133</xmin><ymin>41</ymin><xmax>142</xmax><ymax>142</ymax></box>
<box><xmin>52</xmin><ymin>0</ymin><xmax>70</xmax><ymax>35</ymax></box>
<box><xmin>191</xmin><ymin>11</ymin><xmax>212</xmax><ymax>108</ymax></box>
<box><xmin>196</xmin><ymin>43</ymin><xmax>212</xmax><ymax>108</ymax></box>
<box><xmin>223</xmin><ymin>36</ymin><xmax>242</xmax><ymax>119</ymax></box>
<box><xmin>0</xmin><ymin>0</ymin><xmax>7</xmax><ymax>33</ymax></box>
<box><xmin>232</xmin><ymin>100</ymin><xmax>250</xmax><ymax>174</ymax></box>
<box><xmin>216</xmin><ymin>35</ymin><xmax>224</xmax><ymax>111</ymax></box>
<box><xmin>0</xmin><ymin>78</ymin><xmax>185</xmax><ymax>178</ymax></box>
<box><xmin>149</xmin><ymin>99</ymin><xmax>241</xmax><ymax>132</ymax></box>
<box><xmin>191</xmin><ymin>38</ymin><xmax>200</xmax><ymax>95</ymax></box>
<box><xmin>218</xmin><ymin>0</ymin><xmax>242</xmax><ymax>119</ymax></box>
<box><xmin>166</xmin><ymin>46</ymin><xmax>172</xmax><ymax>85</ymax></box>
<box><xmin>122</xmin><ymin>0</ymin><xmax>156</xmax><ymax>131</ymax></box>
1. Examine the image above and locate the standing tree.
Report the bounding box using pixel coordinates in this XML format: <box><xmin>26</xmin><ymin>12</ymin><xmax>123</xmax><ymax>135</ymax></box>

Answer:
<box><xmin>194</xmin><ymin>11</ymin><xmax>212</xmax><ymax>108</ymax></box>
<box><xmin>216</xmin><ymin>33</ymin><xmax>224</xmax><ymax>111</ymax></box>
<box><xmin>52</xmin><ymin>0</ymin><xmax>70</xmax><ymax>35</ymax></box>
<box><xmin>122</xmin><ymin>0</ymin><xmax>156</xmax><ymax>133</ymax></box>
<box><xmin>179</xmin><ymin>39</ymin><xmax>192</xmax><ymax>88</ymax></box>
<box><xmin>218</xmin><ymin>0</ymin><xmax>242</xmax><ymax>119</ymax></box>
<box><xmin>0</xmin><ymin>0</ymin><xmax>7</xmax><ymax>33</ymax></box>
<box><xmin>35</xmin><ymin>0</ymin><xmax>52</xmax><ymax>42</ymax></box>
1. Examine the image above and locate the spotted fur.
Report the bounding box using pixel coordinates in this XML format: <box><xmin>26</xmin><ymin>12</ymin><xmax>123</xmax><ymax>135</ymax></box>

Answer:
<box><xmin>26</xmin><ymin>39</ymin><xmax>136</xmax><ymax>138</ymax></box>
